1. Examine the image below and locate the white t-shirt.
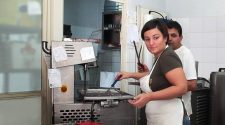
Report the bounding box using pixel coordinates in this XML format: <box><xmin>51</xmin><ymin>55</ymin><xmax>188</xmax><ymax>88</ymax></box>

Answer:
<box><xmin>175</xmin><ymin>45</ymin><xmax>197</xmax><ymax>116</ymax></box>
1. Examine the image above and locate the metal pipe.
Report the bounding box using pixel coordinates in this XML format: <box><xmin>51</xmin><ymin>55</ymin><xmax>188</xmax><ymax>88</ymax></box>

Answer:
<box><xmin>149</xmin><ymin>11</ymin><xmax>164</xmax><ymax>19</ymax></box>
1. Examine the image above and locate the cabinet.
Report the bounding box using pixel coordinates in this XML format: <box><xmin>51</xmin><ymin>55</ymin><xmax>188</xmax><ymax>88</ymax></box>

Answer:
<box><xmin>102</xmin><ymin>11</ymin><xmax>122</xmax><ymax>49</ymax></box>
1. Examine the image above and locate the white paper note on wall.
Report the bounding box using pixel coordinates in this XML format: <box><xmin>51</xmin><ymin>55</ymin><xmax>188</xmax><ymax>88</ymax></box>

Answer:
<box><xmin>80</xmin><ymin>47</ymin><xmax>95</xmax><ymax>61</ymax></box>
<box><xmin>48</xmin><ymin>69</ymin><xmax>62</xmax><ymax>88</ymax></box>
<box><xmin>52</xmin><ymin>46</ymin><xmax>68</xmax><ymax>62</ymax></box>
<box><xmin>127</xmin><ymin>24</ymin><xmax>139</xmax><ymax>44</ymax></box>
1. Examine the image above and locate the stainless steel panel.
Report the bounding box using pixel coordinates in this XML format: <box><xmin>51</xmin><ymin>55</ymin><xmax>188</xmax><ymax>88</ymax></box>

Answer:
<box><xmin>53</xmin><ymin>66</ymin><xmax>74</xmax><ymax>104</ymax></box>
<box><xmin>54</xmin><ymin>101</ymin><xmax>135</xmax><ymax>125</ymax></box>
<box><xmin>51</xmin><ymin>41</ymin><xmax>96</xmax><ymax>68</ymax></box>
<box><xmin>54</xmin><ymin>103</ymin><xmax>100</xmax><ymax>124</ymax></box>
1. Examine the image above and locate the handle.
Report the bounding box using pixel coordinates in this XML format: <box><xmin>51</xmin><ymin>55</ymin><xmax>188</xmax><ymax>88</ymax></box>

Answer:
<box><xmin>138</xmin><ymin>62</ymin><xmax>145</xmax><ymax>72</ymax></box>
<box><xmin>197</xmin><ymin>77</ymin><xmax>210</xmax><ymax>84</ymax></box>
<box><xmin>219</xmin><ymin>68</ymin><xmax>225</xmax><ymax>72</ymax></box>
<box><xmin>133</xmin><ymin>41</ymin><xmax>141</xmax><ymax>64</ymax></box>
<box><xmin>111</xmin><ymin>75</ymin><xmax>122</xmax><ymax>87</ymax></box>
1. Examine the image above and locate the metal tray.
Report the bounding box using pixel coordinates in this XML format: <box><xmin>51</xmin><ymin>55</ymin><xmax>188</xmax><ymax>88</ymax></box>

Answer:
<box><xmin>80</xmin><ymin>88</ymin><xmax>134</xmax><ymax>101</ymax></box>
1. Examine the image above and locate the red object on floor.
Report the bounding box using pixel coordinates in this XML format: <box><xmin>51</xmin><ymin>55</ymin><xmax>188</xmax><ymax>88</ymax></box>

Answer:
<box><xmin>76</xmin><ymin>121</ymin><xmax>102</xmax><ymax>125</ymax></box>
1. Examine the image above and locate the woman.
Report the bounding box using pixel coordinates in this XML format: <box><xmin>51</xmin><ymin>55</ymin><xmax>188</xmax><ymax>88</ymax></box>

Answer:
<box><xmin>116</xmin><ymin>18</ymin><xmax>187</xmax><ymax>125</ymax></box>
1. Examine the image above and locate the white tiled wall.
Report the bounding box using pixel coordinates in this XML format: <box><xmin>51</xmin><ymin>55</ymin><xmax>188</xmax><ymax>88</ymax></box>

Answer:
<box><xmin>122</xmin><ymin>43</ymin><xmax>142</xmax><ymax>95</ymax></box>
<box><xmin>174</xmin><ymin>15</ymin><xmax>225</xmax><ymax>79</ymax></box>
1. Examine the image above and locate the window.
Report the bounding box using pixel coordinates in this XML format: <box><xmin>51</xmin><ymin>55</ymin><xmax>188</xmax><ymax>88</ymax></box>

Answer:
<box><xmin>0</xmin><ymin>0</ymin><xmax>42</xmax><ymax>93</ymax></box>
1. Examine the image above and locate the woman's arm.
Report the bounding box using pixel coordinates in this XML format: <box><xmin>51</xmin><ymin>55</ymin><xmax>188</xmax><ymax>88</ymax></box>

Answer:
<box><xmin>148</xmin><ymin>67</ymin><xmax>187</xmax><ymax>100</ymax></box>
<box><xmin>116</xmin><ymin>71</ymin><xmax>149</xmax><ymax>80</ymax></box>
<box><xmin>129</xmin><ymin>67</ymin><xmax>187</xmax><ymax>108</ymax></box>
<box><xmin>187</xmin><ymin>79</ymin><xmax>197</xmax><ymax>91</ymax></box>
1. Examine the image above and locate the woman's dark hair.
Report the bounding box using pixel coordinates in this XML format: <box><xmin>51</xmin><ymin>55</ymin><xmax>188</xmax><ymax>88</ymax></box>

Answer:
<box><xmin>141</xmin><ymin>18</ymin><xmax>169</xmax><ymax>42</ymax></box>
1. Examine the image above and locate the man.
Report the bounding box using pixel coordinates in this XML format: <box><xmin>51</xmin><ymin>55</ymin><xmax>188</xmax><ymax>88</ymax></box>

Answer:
<box><xmin>166</xmin><ymin>20</ymin><xmax>197</xmax><ymax>125</ymax></box>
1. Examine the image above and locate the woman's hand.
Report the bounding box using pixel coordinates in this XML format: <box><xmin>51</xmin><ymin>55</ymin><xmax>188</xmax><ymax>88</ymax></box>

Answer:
<box><xmin>138</xmin><ymin>63</ymin><xmax>149</xmax><ymax>72</ymax></box>
<box><xmin>116</xmin><ymin>71</ymin><xmax>149</xmax><ymax>81</ymax></box>
<box><xmin>115</xmin><ymin>72</ymin><xmax>131</xmax><ymax>80</ymax></box>
<box><xmin>128</xmin><ymin>92</ymin><xmax>151</xmax><ymax>108</ymax></box>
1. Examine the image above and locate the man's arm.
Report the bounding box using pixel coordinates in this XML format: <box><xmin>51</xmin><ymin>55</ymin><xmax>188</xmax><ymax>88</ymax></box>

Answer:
<box><xmin>187</xmin><ymin>79</ymin><xmax>197</xmax><ymax>91</ymax></box>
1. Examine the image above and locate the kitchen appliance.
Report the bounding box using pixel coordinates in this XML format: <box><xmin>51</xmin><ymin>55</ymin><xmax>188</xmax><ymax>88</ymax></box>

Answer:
<box><xmin>46</xmin><ymin>41</ymin><xmax>136</xmax><ymax>125</ymax></box>
<box><xmin>210</xmin><ymin>70</ymin><xmax>225</xmax><ymax>125</ymax></box>
<box><xmin>51</xmin><ymin>41</ymin><xmax>96</xmax><ymax>104</ymax></box>
<box><xmin>54</xmin><ymin>101</ymin><xmax>135</xmax><ymax>125</ymax></box>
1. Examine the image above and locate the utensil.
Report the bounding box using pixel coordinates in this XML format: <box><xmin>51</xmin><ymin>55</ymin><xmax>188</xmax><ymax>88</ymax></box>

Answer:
<box><xmin>133</xmin><ymin>41</ymin><xmax>144</xmax><ymax>72</ymax></box>
<box><xmin>111</xmin><ymin>75</ymin><xmax>122</xmax><ymax>87</ymax></box>
<box><xmin>105</xmin><ymin>75</ymin><xmax>122</xmax><ymax>94</ymax></box>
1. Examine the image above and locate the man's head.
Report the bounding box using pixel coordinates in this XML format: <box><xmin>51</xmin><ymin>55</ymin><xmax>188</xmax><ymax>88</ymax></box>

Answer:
<box><xmin>166</xmin><ymin>20</ymin><xmax>183</xmax><ymax>50</ymax></box>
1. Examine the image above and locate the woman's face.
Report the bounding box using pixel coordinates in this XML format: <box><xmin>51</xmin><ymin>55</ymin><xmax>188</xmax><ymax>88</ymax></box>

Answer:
<box><xmin>143</xmin><ymin>28</ymin><xmax>167</xmax><ymax>57</ymax></box>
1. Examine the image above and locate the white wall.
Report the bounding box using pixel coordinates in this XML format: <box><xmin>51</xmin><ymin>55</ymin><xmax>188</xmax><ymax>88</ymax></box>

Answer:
<box><xmin>127</xmin><ymin>0</ymin><xmax>167</xmax><ymax>24</ymax></box>
<box><xmin>165</xmin><ymin>0</ymin><xmax>225</xmax><ymax>79</ymax></box>
<box><xmin>166</xmin><ymin>0</ymin><xmax>225</xmax><ymax>17</ymax></box>
<box><xmin>126</xmin><ymin>0</ymin><xmax>167</xmax><ymax>73</ymax></box>
<box><xmin>128</xmin><ymin>0</ymin><xmax>166</xmax><ymax>12</ymax></box>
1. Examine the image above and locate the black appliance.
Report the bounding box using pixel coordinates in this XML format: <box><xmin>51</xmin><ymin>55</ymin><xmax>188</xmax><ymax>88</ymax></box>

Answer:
<box><xmin>191</xmin><ymin>77</ymin><xmax>210</xmax><ymax>125</ymax></box>
<box><xmin>210</xmin><ymin>71</ymin><xmax>225</xmax><ymax>125</ymax></box>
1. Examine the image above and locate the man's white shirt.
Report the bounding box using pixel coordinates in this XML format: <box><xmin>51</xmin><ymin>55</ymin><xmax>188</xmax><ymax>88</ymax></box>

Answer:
<box><xmin>175</xmin><ymin>45</ymin><xmax>197</xmax><ymax>116</ymax></box>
